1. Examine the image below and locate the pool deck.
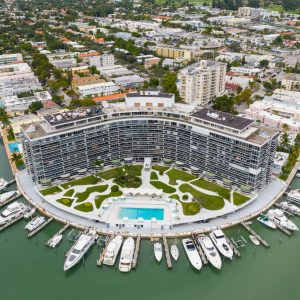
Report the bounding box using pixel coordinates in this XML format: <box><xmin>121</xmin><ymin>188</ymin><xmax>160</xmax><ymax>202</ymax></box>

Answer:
<box><xmin>16</xmin><ymin>169</ymin><xmax>287</xmax><ymax>237</ymax></box>
<box><xmin>0</xmin><ymin>128</ymin><xmax>18</xmax><ymax>174</ymax></box>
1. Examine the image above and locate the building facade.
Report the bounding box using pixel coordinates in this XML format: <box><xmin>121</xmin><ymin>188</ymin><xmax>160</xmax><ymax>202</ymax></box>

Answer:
<box><xmin>156</xmin><ymin>46</ymin><xmax>193</xmax><ymax>61</ymax></box>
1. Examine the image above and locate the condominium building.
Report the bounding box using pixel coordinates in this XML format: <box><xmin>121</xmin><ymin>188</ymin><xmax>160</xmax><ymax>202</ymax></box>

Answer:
<box><xmin>21</xmin><ymin>105</ymin><xmax>278</xmax><ymax>192</ymax></box>
<box><xmin>282</xmin><ymin>74</ymin><xmax>300</xmax><ymax>91</ymax></box>
<box><xmin>178</xmin><ymin>60</ymin><xmax>226</xmax><ymax>106</ymax></box>
<box><xmin>156</xmin><ymin>46</ymin><xmax>193</xmax><ymax>61</ymax></box>
<box><xmin>238</xmin><ymin>7</ymin><xmax>280</xmax><ymax>19</ymax></box>
<box><xmin>78</xmin><ymin>52</ymin><xmax>115</xmax><ymax>68</ymax></box>
<box><xmin>0</xmin><ymin>53</ymin><xmax>23</xmax><ymax>65</ymax></box>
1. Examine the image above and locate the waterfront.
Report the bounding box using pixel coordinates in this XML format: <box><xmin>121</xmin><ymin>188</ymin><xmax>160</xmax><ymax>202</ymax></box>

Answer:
<box><xmin>1</xmin><ymin>139</ymin><xmax>300</xmax><ymax>300</ymax></box>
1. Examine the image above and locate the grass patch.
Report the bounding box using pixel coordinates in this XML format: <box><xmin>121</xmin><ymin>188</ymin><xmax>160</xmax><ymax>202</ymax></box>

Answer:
<box><xmin>57</xmin><ymin>198</ymin><xmax>74</xmax><ymax>207</ymax></box>
<box><xmin>61</xmin><ymin>176</ymin><xmax>99</xmax><ymax>189</ymax></box>
<box><xmin>150</xmin><ymin>171</ymin><xmax>158</xmax><ymax>180</ymax></box>
<box><xmin>74</xmin><ymin>202</ymin><xmax>94</xmax><ymax>212</ymax></box>
<box><xmin>233</xmin><ymin>192</ymin><xmax>250</xmax><ymax>206</ymax></box>
<box><xmin>170</xmin><ymin>194</ymin><xmax>180</xmax><ymax>200</ymax></box>
<box><xmin>152</xmin><ymin>165</ymin><xmax>169</xmax><ymax>175</ymax></box>
<box><xmin>191</xmin><ymin>178</ymin><xmax>229</xmax><ymax>194</ymax></box>
<box><xmin>63</xmin><ymin>189</ymin><xmax>74</xmax><ymax>197</ymax></box>
<box><xmin>99</xmin><ymin>165</ymin><xmax>143</xmax><ymax>180</ymax></box>
<box><xmin>150</xmin><ymin>181</ymin><xmax>176</xmax><ymax>194</ymax></box>
<box><xmin>75</xmin><ymin>185</ymin><xmax>109</xmax><ymax>202</ymax></box>
<box><xmin>95</xmin><ymin>190</ymin><xmax>123</xmax><ymax>209</ymax></box>
<box><xmin>99</xmin><ymin>167</ymin><xmax>122</xmax><ymax>180</ymax></box>
<box><xmin>180</xmin><ymin>201</ymin><xmax>201</xmax><ymax>216</ymax></box>
<box><xmin>167</xmin><ymin>169</ymin><xmax>196</xmax><ymax>185</ymax></box>
<box><xmin>40</xmin><ymin>186</ymin><xmax>62</xmax><ymax>196</ymax></box>
<box><xmin>179</xmin><ymin>184</ymin><xmax>225</xmax><ymax>210</ymax></box>
<box><xmin>114</xmin><ymin>175</ymin><xmax>142</xmax><ymax>188</ymax></box>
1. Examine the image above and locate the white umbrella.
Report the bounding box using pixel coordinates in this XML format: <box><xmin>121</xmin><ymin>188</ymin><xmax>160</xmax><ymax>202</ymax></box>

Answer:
<box><xmin>122</xmin><ymin>217</ymin><xmax>129</xmax><ymax>221</ymax></box>
<box><xmin>138</xmin><ymin>217</ymin><xmax>144</xmax><ymax>222</ymax></box>
<box><xmin>151</xmin><ymin>217</ymin><xmax>157</xmax><ymax>222</ymax></box>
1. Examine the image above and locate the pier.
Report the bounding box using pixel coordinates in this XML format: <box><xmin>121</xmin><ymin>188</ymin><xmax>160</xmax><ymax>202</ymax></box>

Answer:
<box><xmin>274</xmin><ymin>223</ymin><xmax>292</xmax><ymax>236</ymax></box>
<box><xmin>192</xmin><ymin>235</ymin><xmax>208</xmax><ymax>265</ymax></box>
<box><xmin>162</xmin><ymin>235</ymin><xmax>172</xmax><ymax>269</ymax></box>
<box><xmin>0</xmin><ymin>191</ymin><xmax>22</xmax><ymax>207</ymax></box>
<box><xmin>132</xmin><ymin>235</ymin><xmax>141</xmax><ymax>269</ymax></box>
<box><xmin>27</xmin><ymin>217</ymin><xmax>54</xmax><ymax>238</ymax></box>
<box><xmin>7</xmin><ymin>179</ymin><xmax>16</xmax><ymax>186</ymax></box>
<box><xmin>46</xmin><ymin>223</ymin><xmax>70</xmax><ymax>247</ymax></box>
<box><xmin>97</xmin><ymin>235</ymin><xmax>114</xmax><ymax>266</ymax></box>
<box><xmin>0</xmin><ymin>213</ymin><xmax>25</xmax><ymax>232</ymax></box>
<box><xmin>241</xmin><ymin>222</ymin><xmax>270</xmax><ymax>248</ymax></box>
<box><xmin>225</xmin><ymin>236</ymin><xmax>241</xmax><ymax>257</ymax></box>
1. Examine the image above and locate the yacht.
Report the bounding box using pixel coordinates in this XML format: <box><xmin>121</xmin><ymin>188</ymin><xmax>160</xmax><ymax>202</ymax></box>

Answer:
<box><xmin>24</xmin><ymin>208</ymin><xmax>36</xmax><ymax>219</ymax></box>
<box><xmin>170</xmin><ymin>245</ymin><xmax>179</xmax><ymax>261</ymax></box>
<box><xmin>48</xmin><ymin>234</ymin><xmax>63</xmax><ymax>248</ymax></box>
<box><xmin>267</xmin><ymin>209</ymin><xmax>298</xmax><ymax>231</ymax></box>
<box><xmin>103</xmin><ymin>235</ymin><xmax>123</xmax><ymax>266</ymax></box>
<box><xmin>119</xmin><ymin>237</ymin><xmax>135</xmax><ymax>272</ymax></box>
<box><xmin>197</xmin><ymin>235</ymin><xmax>222</xmax><ymax>270</ymax></box>
<box><xmin>0</xmin><ymin>190</ymin><xmax>16</xmax><ymax>205</ymax></box>
<box><xmin>0</xmin><ymin>202</ymin><xmax>28</xmax><ymax>225</ymax></box>
<box><xmin>182</xmin><ymin>238</ymin><xmax>202</xmax><ymax>270</ymax></box>
<box><xmin>278</xmin><ymin>201</ymin><xmax>300</xmax><ymax>215</ymax></box>
<box><xmin>25</xmin><ymin>216</ymin><xmax>46</xmax><ymax>232</ymax></box>
<box><xmin>64</xmin><ymin>229</ymin><xmax>98</xmax><ymax>271</ymax></box>
<box><xmin>154</xmin><ymin>242</ymin><xmax>163</xmax><ymax>262</ymax></box>
<box><xmin>209</xmin><ymin>229</ymin><xmax>233</xmax><ymax>260</ymax></box>
<box><xmin>287</xmin><ymin>189</ymin><xmax>300</xmax><ymax>205</ymax></box>
<box><xmin>257</xmin><ymin>214</ymin><xmax>276</xmax><ymax>229</ymax></box>
<box><xmin>0</xmin><ymin>178</ymin><xmax>8</xmax><ymax>191</ymax></box>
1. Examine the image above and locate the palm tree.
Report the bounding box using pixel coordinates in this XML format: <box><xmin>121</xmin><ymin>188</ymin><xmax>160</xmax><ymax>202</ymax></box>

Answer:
<box><xmin>93</xmin><ymin>159</ymin><xmax>103</xmax><ymax>170</ymax></box>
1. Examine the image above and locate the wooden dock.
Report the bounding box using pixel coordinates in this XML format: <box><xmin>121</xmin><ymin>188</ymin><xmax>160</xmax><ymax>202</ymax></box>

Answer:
<box><xmin>0</xmin><ymin>192</ymin><xmax>22</xmax><ymax>207</ymax></box>
<box><xmin>0</xmin><ymin>212</ymin><xmax>25</xmax><ymax>232</ymax></box>
<box><xmin>132</xmin><ymin>235</ymin><xmax>141</xmax><ymax>269</ymax></box>
<box><xmin>241</xmin><ymin>222</ymin><xmax>270</xmax><ymax>248</ymax></box>
<box><xmin>27</xmin><ymin>217</ymin><xmax>54</xmax><ymax>238</ymax></box>
<box><xmin>46</xmin><ymin>223</ymin><xmax>70</xmax><ymax>247</ymax></box>
<box><xmin>162</xmin><ymin>235</ymin><xmax>172</xmax><ymax>269</ymax></box>
<box><xmin>97</xmin><ymin>235</ymin><xmax>114</xmax><ymax>266</ymax></box>
<box><xmin>225</xmin><ymin>236</ymin><xmax>241</xmax><ymax>257</ymax></box>
<box><xmin>192</xmin><ymin>235</ymin><xmax>208</xmax><ymax>265</ymax></box>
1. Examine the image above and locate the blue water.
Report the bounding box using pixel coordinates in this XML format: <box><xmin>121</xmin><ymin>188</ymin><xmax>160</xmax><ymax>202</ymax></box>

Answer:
<box><xmin>8</xmin><ymin>142</ymin><xmax>20</xmax><ymax>153</ymax></box>
<box><xmin>119</xmin><ymin>207</ymin><xmax>164</xmax><ymax>220</ymax></box>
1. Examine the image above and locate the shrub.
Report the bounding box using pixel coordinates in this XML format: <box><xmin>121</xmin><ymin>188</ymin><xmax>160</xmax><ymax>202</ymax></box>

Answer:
<box><xmin>182</xmin><ymin>194</ymin><xmax>188</xmax><ymax>200</ymax></box>
<box><xmin>111</xmin><ymin>185</ymin><xmax>119</xmax><ymax>192</ymax></box>
<box><xmin>188</xmin><ymin>202</ymin><xmax>200</xmax><ymax>213</ymax></box>
<box><xmin>218</xmin><ymin>189</ymin><xmax>231</xmax><ymax>200</ymax></box>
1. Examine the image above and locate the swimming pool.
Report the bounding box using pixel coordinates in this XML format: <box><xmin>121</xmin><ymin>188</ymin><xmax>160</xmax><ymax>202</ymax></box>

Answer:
<box><xmin>119</xmin><ymin>207</ymin><xmax>164</xmax><ymax>220</ymax></box>
<box><xmin>8</xmin><ymin>142</ymin><xmax>21</xmax><ymax>153</ymax></box>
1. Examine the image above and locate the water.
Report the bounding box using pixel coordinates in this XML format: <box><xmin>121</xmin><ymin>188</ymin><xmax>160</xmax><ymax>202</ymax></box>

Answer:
<box><xmin>0</xmin><ymin>138</ymin><xmax>300</xmax><ymax>300</ymax></box>
<box><xmin>119</xmin><ymin>207</ymin><xmax>164</xmax><ymax>220</ymax></box>
<box><xmin>8</xmin><ymin>141</ymin><xmax>21</xmax><ymax>153</ymax></box>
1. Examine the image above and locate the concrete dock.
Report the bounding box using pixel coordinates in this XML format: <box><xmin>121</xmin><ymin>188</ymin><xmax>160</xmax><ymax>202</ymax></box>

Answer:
<box><xmin>192</xmin><ymin>235</ymin><xmax>208</xmax><ymax>265</ymax></box>
<box><xmin>97</xmin><ymin>235</ymin><xmax>114</xmax><ymax>266</ymax></box>
<box><xmin>241</xmin><ymin>222</ymin><xmax>270</xmax><ymax>248</ymax></box>
<box><xmin>162</xmin><ymin>235</ymin><xmax>172</xmax><ymax>269</ymax></box>
<box><xmin>132</xmin><ymin>235</ymin><xmax>141</xmax><ymax>269</ymax></box>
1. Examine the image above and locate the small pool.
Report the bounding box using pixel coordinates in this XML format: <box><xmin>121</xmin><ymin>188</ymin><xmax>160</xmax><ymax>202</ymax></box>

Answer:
<box><xmin>8</xmin><ymin>142</ymin><xmax>21</xmax><ymax>153</ymax></box>
<box><xmin>119</xmin><ymin>207</ymin><xmax>164</xmax><ymax>220</ymax></box>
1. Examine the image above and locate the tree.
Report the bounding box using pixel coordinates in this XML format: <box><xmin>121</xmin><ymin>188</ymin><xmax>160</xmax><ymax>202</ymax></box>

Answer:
<box><xmin>212</xmin><ymin>95</ymin><xmax>237</xmax><ymax>114</ymax></box>
<box><xmin>161</xmin><ymin>72</ymin><xmax>180</xmax><ymax>101</ymax></box>
<box><xmin>259</xmin><ymin>59</ymin><xmax>269</xmax><ymax>69</ymax></box>
<box><xmin>29</xmin><ymin>101</ymin><xmax>43</xmax><ymax>113</ymax></box>
<box><xmin>248</xmin><ymin>0</ymin><xmax>260</xmax><ymax>8</ymax></box>
<box><xmin>0</xmin><ymin>108</ymin><xmax>10</xmax><ymax>127</ymax></box>
<box><xmin>282</xmin><ymin>0</ymin><xmax>300</xmax><ymax>11</ymax></box>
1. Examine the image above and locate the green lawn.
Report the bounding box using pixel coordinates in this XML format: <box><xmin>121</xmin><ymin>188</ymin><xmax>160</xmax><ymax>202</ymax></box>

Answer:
<box><xmin>150</xmin><ymin>181</ymin><xmax>176</xmax><ymax>194</ymax></box>
<box><xmin>166</xmin><ymin>169</ymin><xmax>196</xmax><ymax>185</ymax></box>
<box><xmin>152</xmin><ymin>165</ymin><xmax>169</xmax><ymax>175</ymax></box>
<box><xmin>99</xmin><ymin>165</ymin><xmax>143</xmax><ymax>180</ymax></box>
<box><xmin>63</xmin><ymin>189</ymin><xmax>75</xmax><ymax>197</ymax></box>
<box><xmin>170</xmin><ymin>194</ymin><xmax>180</xmax><ymax>200</ymax></box>
<box><xmin>75</xmin><ymin>185</ymin><xmax>109</xmax><ymax>202</ymax></box>
<box><xmin>191</xmin><ymin>178</ymin><xmax>229</xmax><ymax>194</ymax></box>
<box><xmin>40</xmin><ymin>186</ymin><xmax>62</xmax><ymax>196</ymax></box>
<box><xmin>61</xmin><ymin>176</ymin><xmax>99</xmax><ymax>189</ymax></box>
<box><xmin>74</xmin><ymin>202</ymin><xmax>94</xmax><ymax>212</ymax></box>
<box><xmin>233</xmin><ymin>192</ymin><xmax>250</xmax><ymax>206</ymax></box>
<box><xmin>150</xmin><ymin>171</ymin><xmax>158</xmax><ymax>180</ymax></box>
<box><xmin>179</xmin><ymin>184</ymin><xmax>225</xmax><ymax>210</ymax></box>
<box><xmin>180</xmin><ymin>201</ymin><xmax>201</xmax><ymax>216</ymax></box>
<box><xmin>95</xmin><ymin>190</ymin><xmax>123</xmax><ymax>209</ymax></box>
<box><xmin>57</xmin><ymin>198</ymin><xmax>74</xmax><ymax>207</ymax></box>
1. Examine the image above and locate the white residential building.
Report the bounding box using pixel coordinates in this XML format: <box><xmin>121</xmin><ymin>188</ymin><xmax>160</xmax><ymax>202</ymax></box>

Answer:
<box><xmin>77</xmin><ymin>81</ymin><xmax>119</xmax><ymax>97</ymax></box>
<box><xmin>230</xmin><ymin>66</ymin><xmax>262</xmax><ymax>76</ymax></box>
<box><xmin>273</xmin><ymin>151</ymin><xmax>289</xmax><ymax>175</ymax></box>
<box><xmin>282</xmin><ymin>74</ymin><xmax>300</xmax><ymax>91</ymax></box>
<box><xmin>178</xmin><ymin>60</ymin><xmax>226</xmax><ymax>106</ymax></box>
<box><xmin>0</xmin><ymin>53</ymin><xmax>23</xmax><ymax>65</ymax></box>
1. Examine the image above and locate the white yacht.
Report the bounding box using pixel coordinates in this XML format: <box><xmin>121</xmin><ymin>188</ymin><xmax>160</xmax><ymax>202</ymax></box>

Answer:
<box><xmin>103</xmin><ymin>235</ymin><xmax>123</xmax><ymax>266</ymax></box>
<box><xmin>287</xmin><ymin>189</ymin><xmax>300</xmax><ymax>204</ymax></box>
<box><xmin>23</xmin><ymin>208</ymin><xmax>36</xmax><ymax>219</ymax></box>
<box><xmin>64</xmin><ymin>229</ymin><xmax>98</xmax><ymax>271</ymax></box>
<box><xmin>0</xmin><ymin>178</ymin><xmax>8</xmax><ymax>191</ymax></box>
<box><xmin>209</xmin><ymin>229</ymin><xmax>233</xmax><ymax>260</ymax></box>
<box><xmin>170</xmin><ymin>245</ymin><xmax>179</xmax><ymax>261</ymax></box>
<box><xmin>0</xmin><ymin>190</ymin><xmax>15</xmax><ymax>205</ymax></box>
<box><xmin>278</xmin><ymin>201</ymin><xmax>300</xmax><ymax>215</ymax></box>
<box><xmin>197</xmin><ymin>235</ymin><xmax>222</xmax><ymax>270</ymax></box>
<box><xmin>48</xmin><ymin>235</ymin><xmax>63</xmax><ymax>248</ymax></box>
<box><xmin>267</xmin><ymin>209</ymin><xmax>299</xmax><ymax>231</ymax></box>
<box><xmin>154</xmin><ymin>242</ymin><xmax>163</xmax><ymax>262</ymax></box>
<box><xmin>119</xmin><ymin>237</ymin><xmax>135</xmax><ymax>273</ymax></box>
<box><xmin>0</xmin><ymin>202</ymin><xmax>28</xmax><ymax>225</ymax></box>
<box><xmin>257</xmin><ymin>214</ymin><xmax>276</xmax><ymax>229</ymax></box>
<box><xmin>25</xmin><ymin>216</ymin><xmax>46</xmax><ymax>232</ymax></box>
<box><xmin>182</xmin><ymin>238</ymin><xmax>202</xmax><ymax>270</ymax></box>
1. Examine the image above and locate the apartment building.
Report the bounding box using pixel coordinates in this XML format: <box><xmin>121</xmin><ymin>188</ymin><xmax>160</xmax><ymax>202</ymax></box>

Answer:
<box><xmin>156</xmin><ymin>46</ymin><xmax>193</xmax><ymax>61</ymax></box>
<box><xmin>282</xmin><ymin>74</ymin><xmax>300</xmax><ymax>91</ymax></box>
<box><xmin>0</xmin><ymin>53</ymin><xmax>23</xmax><ymax>65</ymax></box>
<box><xmin>178</xmin><ymin>60</ymin><xmax>226</xmax><ymax>106</ymax></box>
<box><xmin>78</xmin><ymin>52</ymin><xmax>115</xmax><ymax>68</ymax></box>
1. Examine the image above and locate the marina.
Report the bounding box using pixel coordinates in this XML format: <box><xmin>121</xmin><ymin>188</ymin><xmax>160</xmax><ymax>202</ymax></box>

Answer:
<box><xmin>241</xmin><ymin>222</ymin><xmax>270</xmax><ymax>248</ymax></box>
<box><xmin>46</xmin><ymin>223</ymin><xmax>70</xmax><ymax>248</ymax></box>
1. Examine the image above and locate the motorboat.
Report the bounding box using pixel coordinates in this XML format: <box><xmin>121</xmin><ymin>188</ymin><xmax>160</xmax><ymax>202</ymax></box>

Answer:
<box><xmin>287</xmin><ymin>189</ymin><xmax>300</xmax><ymax>205</ymax></box>
<box><xmin>278</xmin><ymin>201</ymin><xmax>300</xmax><ymax>215</ymax></box>
<box><xmin>0</xmin><ymin>202</ymin><xmax>28</xmax><ymax>225</ymax></box>
<box><xmin>249</xmin><ymin>235</ymin><xmax>260</xmax><ymax>246</ymax></box>
<box><xmin>296</xmin><ymin>173</ymin><xmax>300</xmax><ymax>178</ymax></box>
<box><xmin>197</xmin><ymin>235</ymin><xmax>222</xmax><ymax>270</ymax></box>
<box><xmin>0</xmin><ymin>190</ymin><xmax>16</xmax><ymax>205</ymax></box>
<box><xmin>267</xmin><ymin>209</ymin><xmax>298</xmax><ymax>231</ymax></box>
<box><xmin>23</xmin><ymin>208</ymin><xmax>36</xmax><ymax>219</ymax></box>
<box><xmin>209</xmin><ymin>229</ymin><xmax>233</xmax><ymax>260</ymax></box>
<box><xmin>64</xmin><ymin>229</ymin><xmax>98</xmax><ymax>271</ymax></box>
<box><xmin>119</xmin><ymin>237</ymin><xmax>135</xmax><ymax>272</ymax></box>
<box><xmin>103</xmin><ymin>235</ymin><xmax>123</xmax><ymax>266</ymax></box>
<box><xmin>170</xmin><ymin>245</ymin><xmax>179</xmax><ymax>261</ymax></box>
<box><xmin>25</xmin><ymin>216</ymin><xmax>46</xmax><ymax>232</ymax></box>
<box><xmin>257</xmin><ymin>214</ymin><xmax>276</xmax><ymax>229</ymax></box>
<box><xmin>0</xmin><ymin>178</ymin><xmax>8</xmax><ymax>191</ymax></box>
<box><xmin>182</xmin><ymin>238</ymin><xmax>202</xmax><ymax>270</ymax></box>
<box><xmin>48</xmin><ymin>234</ymin><xmax>63</xmax><ymax>248</ymax></box>
<box><xmin>154</xmin><ymin>242</ymin><xmax>163</xmax><ymax>262</ymax></box>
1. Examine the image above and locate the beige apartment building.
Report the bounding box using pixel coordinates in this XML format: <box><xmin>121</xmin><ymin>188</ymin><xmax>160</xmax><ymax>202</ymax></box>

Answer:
<box><xmin>156</xmin><ymin>46</ymin><xmax>193</xmax><ymax>61</ymax></box>
<box><xmin>282</xmin><ymin>74</ymin><xmax>300</xmax><ymax>91</ymax></box>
